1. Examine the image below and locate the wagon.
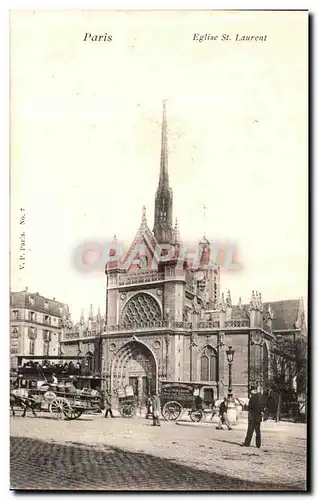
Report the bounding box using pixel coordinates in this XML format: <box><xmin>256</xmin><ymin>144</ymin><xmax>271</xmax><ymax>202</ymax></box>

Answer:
<box><xmin>117</xmin><ymin>386</ymin><xmax>137</xmax><ymax>418</ymax></box>
<box><xmin>11</xmin><ymin>382</ymin><xmax>102</xmax><ymax>420</ymax></box>
<box><xmin>160</xmin><ymin>381</ymin><xmax>216</xmax><ymax>422</ymax></box>
<box><xmin>10</xmin><ymin>354</ymin><xmax>103</xmax><ymax>420</ymax></box>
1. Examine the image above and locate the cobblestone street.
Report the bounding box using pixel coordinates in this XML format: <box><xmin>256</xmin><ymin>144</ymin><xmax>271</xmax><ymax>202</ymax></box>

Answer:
<box><xmin>10</xmin><ymin>414</ymin><xmax>307</xmax><ymax>491</ymax></box>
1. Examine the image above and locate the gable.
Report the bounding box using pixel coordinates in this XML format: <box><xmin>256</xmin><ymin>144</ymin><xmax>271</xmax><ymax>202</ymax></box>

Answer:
<box><xmin>123</xmin><ymin>222</ymin><xmax>160</xmax><ymax>273</ymax></box>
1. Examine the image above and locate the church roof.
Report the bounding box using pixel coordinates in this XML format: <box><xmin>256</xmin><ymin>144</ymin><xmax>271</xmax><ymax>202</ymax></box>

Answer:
<box><xmin>263</xmin><ymin>299</ymin><xmax>302</xmax><ymax>331</ymax></box>
<box><xmin>230</xmin><ymin>298</ymin><xmax>304</xmax><ymax>331</ymax></box>
<box><xmin>231</xmin><ymin>305</ymin><xmax>249</xmax><ymax>319</ymax></box>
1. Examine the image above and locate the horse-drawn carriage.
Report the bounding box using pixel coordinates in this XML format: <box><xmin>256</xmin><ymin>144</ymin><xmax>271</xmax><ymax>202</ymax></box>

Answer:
<box><xmin>117</xmin><ymin>386</ymin><xmax>137</xmax><ymax>418</ymax></box>
<box><xmin>10</xmin><ymin>355</ymin><xmax>103</xmax><ymax>420</ymax></box>
<box><xmin>11</xmin><ymin>378</ymin><xmax>103</xmax><ymax>420</ymax></box>
<box><xmin>160</xmin><ymin>381</ymin><xmax>216</xmax><ymax>422</ymax></box>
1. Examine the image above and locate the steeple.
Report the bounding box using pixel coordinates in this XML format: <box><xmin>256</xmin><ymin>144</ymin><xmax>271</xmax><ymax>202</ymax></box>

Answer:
<box><xmin>153</xmin><ymin>101</ymin><xmax>173</xmax><ymax>243</ymax></box>
<box><xmin>159</xmin><ymin>100</ymin><xmax>169</xmax><ymax>187</ymax></box>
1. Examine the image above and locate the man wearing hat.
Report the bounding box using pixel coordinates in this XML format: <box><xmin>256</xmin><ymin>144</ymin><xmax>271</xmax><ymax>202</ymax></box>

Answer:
<box><xmin>104</xmin><ymin>392</ymin><xmax>114</xmax><ymax>418</ymax></box>
<box><xmin>241</xmin><ymin>385</ymin><xmax>263</xmax><ymax>448</ymax></box>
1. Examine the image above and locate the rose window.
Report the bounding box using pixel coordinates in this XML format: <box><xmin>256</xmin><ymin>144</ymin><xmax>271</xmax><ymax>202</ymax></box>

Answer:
<box><xmin>121</xmin><ymin>293</ymin><xmax>161</xmax><ymax>325</ymax></box>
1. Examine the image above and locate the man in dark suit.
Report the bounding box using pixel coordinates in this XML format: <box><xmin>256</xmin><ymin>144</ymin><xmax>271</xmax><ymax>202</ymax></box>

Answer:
<box><xmin>242</xmin><ymin>386</ymin><xmax>263</xmax><ymax>448</ymax></box>
<box><xmin>216</xmin><ymin>397</ymin><xmax>232</xmax><ymax>430</ymax></box>
<box><xmin>104</xmin><ymin>393</ymin><xmax>114</xmax><ymax>418</ymax></box>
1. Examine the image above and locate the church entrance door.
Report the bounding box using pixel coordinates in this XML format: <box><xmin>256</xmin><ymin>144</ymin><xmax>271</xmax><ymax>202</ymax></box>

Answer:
<box><xmin>111</xmin><ymin>340</ymin><xmax>157</xmax><ymax>406</ymax></box>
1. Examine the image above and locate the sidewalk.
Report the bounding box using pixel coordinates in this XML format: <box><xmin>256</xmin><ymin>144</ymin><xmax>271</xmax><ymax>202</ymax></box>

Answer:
<box><xmin>176</xmin><ymin>418</ymin><xmax>306</xmax><ymax>432</ymax></box>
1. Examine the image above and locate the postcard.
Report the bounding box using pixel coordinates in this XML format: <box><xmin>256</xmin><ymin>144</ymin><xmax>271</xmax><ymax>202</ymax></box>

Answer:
<box><xmin>10</xmin><ymin>10</ymin><xmax>308</xmax><ymax>491</ymax></box>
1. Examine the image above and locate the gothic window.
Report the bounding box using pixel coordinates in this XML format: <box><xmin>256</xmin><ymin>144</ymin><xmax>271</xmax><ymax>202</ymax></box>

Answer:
<box><xmin>121</xmin><ymin>293</ymin><xmax>161</xmax><ymax>326</ymax></box>
<box><xmin>201</xmin><ymin>356</ymin><xmax>209</xmax><ymax>380</ymax></box>
<box><xmin>200</xmin><ymin>345</ymin><xmax>218</xmax><ymax>382</ymax></box>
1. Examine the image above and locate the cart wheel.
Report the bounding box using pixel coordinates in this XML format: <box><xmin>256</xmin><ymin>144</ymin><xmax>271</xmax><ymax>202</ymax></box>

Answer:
<box><xmin>121</xmin><ymin>404</ymin><xmax>134</xmax><ymax>418</ymax></box>
<box><xmin>68</xmin><ymin>409</ymin><xmax>83</xmax><ymax>420</ymax></box>
<box><xmin>162</xmin><ymin>401</ymin><xmax>182</xmax><ymax>421</ymax></box>
<box><xmin>190</xmin><ymin>409</ymin><xmax>204</xmax><ymax>422</ymax></box>
<box><xmin>49</xmin><ymin>397</ymin><xmax>72</xmax><ymax>420</ymax></box>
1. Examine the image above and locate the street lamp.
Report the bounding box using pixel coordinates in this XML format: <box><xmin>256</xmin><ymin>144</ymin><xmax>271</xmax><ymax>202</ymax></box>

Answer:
<box><xmin>226</xmin><ymin>345</ymin><xmax>236</xmax><ymax>425</ymax></box>
<box><xmin>226</xmin><ymin>345</ymin><xmax>235</xmax><ymax>400</ymax></box>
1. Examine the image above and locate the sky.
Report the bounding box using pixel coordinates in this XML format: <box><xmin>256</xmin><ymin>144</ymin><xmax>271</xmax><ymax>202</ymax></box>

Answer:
<box><xmin>10</xmin><ymin>10</ymin><xmax>308</xmax><ymax>321</ymax></box>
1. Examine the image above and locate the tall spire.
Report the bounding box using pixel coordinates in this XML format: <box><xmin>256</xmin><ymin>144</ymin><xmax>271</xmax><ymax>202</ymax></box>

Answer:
<box><xmin>153</xmin><ymin>100</ymin><xmax>173</xmax><ymax>243</ymax></box>
<box><xmin>159</xmin><ymin>100</ymin><xmax>169</xmax><ymax>187</ymax></box>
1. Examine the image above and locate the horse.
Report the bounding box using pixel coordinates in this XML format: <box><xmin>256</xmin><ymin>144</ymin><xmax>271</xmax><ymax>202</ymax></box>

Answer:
<box><xmin>10</xmin><ymin>388</ymin><xmax>38</xmax><ymax>417</ymax></box>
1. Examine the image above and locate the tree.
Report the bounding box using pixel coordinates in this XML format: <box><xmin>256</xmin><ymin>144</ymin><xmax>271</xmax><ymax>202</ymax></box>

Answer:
<box><xmin>268</xmin><ymin>335</ymin><xmax>307</xmax><ymax>422</ymax></box>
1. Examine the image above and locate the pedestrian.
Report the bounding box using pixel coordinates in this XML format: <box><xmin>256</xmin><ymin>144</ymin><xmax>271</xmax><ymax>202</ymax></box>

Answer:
<box><xmin>216</xmin><ymin>397</ymin><xmax>232</xmax><ymax>430</ymax></box>
<box><xmin>241</xmin><ymin>385</ymin><xmax>263</xmax><ymax>448</ymax></box>
<box><xmin>104</xmin><ymin>393</ymin><xmax>114</xmax><ymax>418</ymax></box>
<box><xmin>146</xmin><ymin>395</ymin><xmax>153</xmax><ymax>419</ymax></box>
<box><xmin>99</xmin><ymin>389</ymin><xmax>106</xmax><ymax>414</ymax></box>
<box><xmin>152</xmin><ymin>392</ymin><xmax>161</xmax><ymax>427</ymax></box>
<box><xmin>194</xmin><ymin>392</ymin><xmax>203</xmax><ymax>410</ymax></box>
<box><xmin>51</xmin><ymin>373</ymin><xmax>58</xmax><ymax>385</ymax></box>
<box><xmin>210</xmin><ymin>399</ymin><xmax>217</xmax><ymax>420</ymax></box>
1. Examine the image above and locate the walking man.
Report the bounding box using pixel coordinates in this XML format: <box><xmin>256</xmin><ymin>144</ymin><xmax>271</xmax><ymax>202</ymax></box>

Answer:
<box><xmin>152</xmin><ymin>392</ymin><xmax>161</xmax><ymax>427</ymax></box>
<box><xmin>241</xmin><ymin>385</ymin><xmax>263</xmax><ymax>448</ymax></box>
<box><xmin>146</xmin><ymin>395</ymin><xmax>153</xmax><ymax>419</ymax></box>
<box><xmin>104</xmin><ymin>393</ymin><xmax>114</xmax><ymax>418</ymax></box>
<box><xmin>216</xmin><ymin>397</ymin><xmax>232</xmax><ymax>430</ymax></box>
<box><xmin>210</xmin><ymin>399</ymin><xmax>217</xmax><ymax>421</ymax></box>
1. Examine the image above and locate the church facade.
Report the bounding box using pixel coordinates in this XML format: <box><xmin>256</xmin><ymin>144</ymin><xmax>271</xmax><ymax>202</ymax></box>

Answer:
<box><xmin>60</xmin><ymin>104</ymin><xmax>306</xmax><ymax>404</ymax></box>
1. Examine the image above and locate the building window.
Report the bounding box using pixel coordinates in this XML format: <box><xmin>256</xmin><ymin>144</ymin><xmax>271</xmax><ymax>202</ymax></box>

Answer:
<box><xmin>43</xmin><ymin>330</ymin><xmax>51</xmax><ymax>342</ymax></box>
<box><xmin>121</xmin><ymin>293</ymin><xmax>161</xmax><ymax>325</ymax></box>
<box><xmin>44</xmin><ymin>301</ymin><xmax>49</xmax><ymax>310</ymax></box>
<box><xmin>12</xmin><ymin>310</ymin><xmax>19</xmax><ymax>320</ymax></box>
<box><xmin>43</xmin><ymin>342</ymin><xmax>49</xmax><ymax>356</ymax></box>
<box><xmin>29</xmin><ymin>341</ymin><xmax>35</xmax><ymax>355</ymax></box>
<box><xmin>29</xmin><ymin>311</ymin><xmax>35</xmax><ymax>322</ymax></box>
<box><xmin>201</xmin><ymin>356</ymin><xmax>209</xmax><ymax>380</ymax></box>
<box><xmin>200</xmin><ymin>345</ymin><xmax>218</xmax><ymax>382</ymax></box>
<box><xmin>44</xmin><ymin>315</ymin><xmax>50</xmax><ymax>325</ymax></box>
<box><xmin>11</xmin><ymin>326</ymin><xmax>19</xmax><ymax>338</ymax></box>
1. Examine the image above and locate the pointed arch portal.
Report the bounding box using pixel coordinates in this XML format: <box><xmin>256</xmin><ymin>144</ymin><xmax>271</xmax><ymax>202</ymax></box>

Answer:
<box><xmin>111</xmin><ymin>340</ymin><xmax>157</xmax><ymax>405</ymax></box>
